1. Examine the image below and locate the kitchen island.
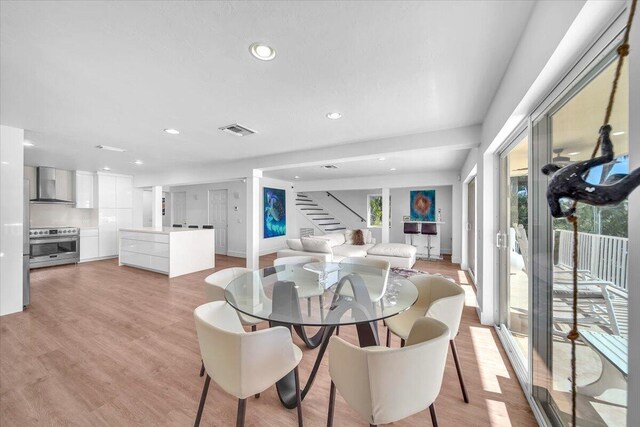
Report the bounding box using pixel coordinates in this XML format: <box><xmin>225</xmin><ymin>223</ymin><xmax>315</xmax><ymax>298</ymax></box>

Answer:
<box><xmin>119</xmin><ymin>227</ymin><xmax>215</xmax><ymax>278</ymax></box>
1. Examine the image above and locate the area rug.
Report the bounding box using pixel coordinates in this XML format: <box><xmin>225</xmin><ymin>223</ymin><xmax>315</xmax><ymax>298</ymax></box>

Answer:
<box><xmin>390</xmin><ymin>267</ymin><xmax>428</xmax><ymax>278</ymax></box>
<box><xmin>390</xmin><ymin>267</ymin><xmax>456</xmax><ymax>283</ymax></box>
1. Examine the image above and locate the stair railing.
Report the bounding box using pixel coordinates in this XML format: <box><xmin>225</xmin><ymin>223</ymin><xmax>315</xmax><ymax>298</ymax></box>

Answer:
<box><xmin>326</xmin><ymin>192</ymin><xmax>366</xmax><ymax>223</ymax></box>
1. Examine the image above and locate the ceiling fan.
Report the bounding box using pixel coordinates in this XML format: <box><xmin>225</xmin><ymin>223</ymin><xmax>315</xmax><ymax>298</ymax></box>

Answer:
<box><xmin>552</xmin><ymin>148</ymin><xmax>572</xmax><ymax>163</ymax></box>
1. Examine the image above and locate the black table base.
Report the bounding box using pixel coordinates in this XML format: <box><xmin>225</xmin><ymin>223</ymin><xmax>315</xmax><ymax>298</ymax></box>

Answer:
<box><xmin>270</xmin><ymin>274</ymin><xmax>380</xmax><ymax>409</ymax></box>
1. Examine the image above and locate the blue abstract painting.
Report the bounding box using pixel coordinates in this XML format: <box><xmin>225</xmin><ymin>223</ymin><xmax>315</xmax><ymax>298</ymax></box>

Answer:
<box><xmin>409</xmin><ymin>190</ymin><xmax>436</xmax><ymax>221</ymax></box>
<box><xmin>264</xmin><ymin>187</ymin><xmax>286</xmax><ymax>238</ymax></box>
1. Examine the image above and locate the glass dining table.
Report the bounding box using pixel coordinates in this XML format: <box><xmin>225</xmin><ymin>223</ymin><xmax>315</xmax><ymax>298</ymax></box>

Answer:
<box><xmin>225</xmin><ymin>261</ymin><xmax>419</xmax><ymax>409</ymax></box>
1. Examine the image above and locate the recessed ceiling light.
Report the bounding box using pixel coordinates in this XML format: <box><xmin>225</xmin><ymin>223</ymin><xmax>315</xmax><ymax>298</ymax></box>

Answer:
<box><xmin>378</xmin><ymin>157</ymin><xmax>386</xmax><ymax>161</ymax></box>
<box><xmin>389</xmin><ymin>168</ymin><xmax>397</xmax><ymax>171</ymax></box>
<box><xmin>164</xmin><ymin>128</ymin><xmax>180</xmax><ymax>135</ymax></box>
<box><xmin>612</xmin><ymin>131</ymin><xmax>625</xmax><ymax>136</ymax></box>
<box><xmin>134</xmin><ymin>160</ymin><xmax>143</xmax><ymax>165</ymax></box>
<box><xmin>249</xmin><ymin>43</ymin><xmax>276</xmax><ymax>61</ymax></box>
<box><xmin>96</xmin><ymin>144</ymin><xmax>126</xmax><ymax>152</ymax></box>
<box><xmin>103</xmin><ymin>167</ymin><xmax>111</xmax><ymax>171</ymax></box>
<box><xmin>326</xmin><ymin>112</ymin><xmax>342</xmax><ymax>120</ymax></box>
<box><xmin>568</xmin><ymin>152</ymin><xmax>580</xmax><ymax>156</ymax></box>
<box><xmin>294</xmin><ymin>176</ymin><xmax>300</xmax><ymax>179</ymax></box>
<box><xmin>23</xmin><ymin>141</ymin><xmax>34</xmax><ymax>147</ymax></box>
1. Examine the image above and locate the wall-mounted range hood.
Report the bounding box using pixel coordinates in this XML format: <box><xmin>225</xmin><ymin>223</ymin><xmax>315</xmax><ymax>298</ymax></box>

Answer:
<box><xmin>30</xmin><ymin>167</ymin><xmax>75</xmax><ymax>204</ymax></box>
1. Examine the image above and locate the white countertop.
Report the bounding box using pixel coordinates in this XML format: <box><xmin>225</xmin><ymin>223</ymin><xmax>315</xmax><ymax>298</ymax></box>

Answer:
<box><xmin>119</xmin><ymin>227</ymin><xmax>213</xmax><ymax>234</ymax></box>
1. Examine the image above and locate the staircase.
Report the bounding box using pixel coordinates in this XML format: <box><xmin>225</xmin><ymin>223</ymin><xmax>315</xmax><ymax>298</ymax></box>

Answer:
<box><xmin>296</xmin><ymin>193</ymin><xmax>347</xmax><ymax>233</ymax></box>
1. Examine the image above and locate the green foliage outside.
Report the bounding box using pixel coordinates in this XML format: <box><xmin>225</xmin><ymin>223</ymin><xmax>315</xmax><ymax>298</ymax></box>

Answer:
<box><xmin>553</xmin><ymin>200</ymin><xmax>628</xmax><ymax>238</ymax></box>
<box><xmin>369</xmin><ymin>195</ymin><xmax>382</xmax><ymax>227</ymax></box>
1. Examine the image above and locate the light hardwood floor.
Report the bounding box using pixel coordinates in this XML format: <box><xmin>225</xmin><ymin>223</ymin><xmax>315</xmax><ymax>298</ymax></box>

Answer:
<box><xmin>0</xmin><ymin>255</ymin><xmax>537</xmax><ymax>426</ymax></box>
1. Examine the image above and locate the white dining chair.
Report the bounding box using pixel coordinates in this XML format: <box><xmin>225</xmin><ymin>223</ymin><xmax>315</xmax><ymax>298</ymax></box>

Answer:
<box><xmin>201</xmin><ymin>267</ymin><xmax>266</xmax><ymax>377</ymax></box>
<box><xmin>274</xmin><ymin>256</ymin><xmax>324</xmax><ymax>317</ymax></box>
<box><xmin>194</xmin><ymin>301</ymin><xmax>303</xmax><ymax>427</ymax></box>
<box><xmin>338</xmin><ymin>257</ymin><xmax>390</xmax><ymax>307</ymax></box>
<box><xmin>385</xmin><ymin>273</ymin><xmax>469</xmax><ymax>403</ymax></box>
<box><xmin>204</xmin><ymin>267</ymin><xmax>265</xmax><ymax>329</ymax></box>
<box><xmin>327</xmin><ymin>317</ymin><xmax>450</xmax><ymax>427</ymax></box>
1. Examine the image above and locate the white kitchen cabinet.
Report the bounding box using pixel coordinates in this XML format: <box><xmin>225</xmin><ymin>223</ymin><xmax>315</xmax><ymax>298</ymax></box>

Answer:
<box><xmin>99</xmin><ymin>208</ymin><xmax>118</xmax><ymax>257</ymax></box>
<box><xmin>98</xmin><ymin>174</ymin><xmax>117</xmax><ymax>208</ymax></box>
<box><xmin>119</xmin><ymin>227</ymin><xmax>214</xmax><ymax>277</ymax></box>
<box><xmin>75</xmin><ymin>171</ymin><xmax>96</xmax><ymax>209</ymax></box>
<box><xmin>116</xmin><ymin>176</ymin><xmax>133</xmax><ymax>209</ymax></box>
<box><xmin>96</xmin><ymin>173</ymin><xmax>133</xmax><ymax>258</ymax></box>
<box><xmin>80</xmin><ymin>228</ymin><xmax>99</xmax><ymax>261</ymax></box>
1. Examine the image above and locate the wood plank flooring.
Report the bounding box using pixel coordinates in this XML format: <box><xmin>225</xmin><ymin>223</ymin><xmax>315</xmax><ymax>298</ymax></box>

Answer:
<box><xmin>0</xmin><ymin>255</ymin><xmax>537</xmax><ymax>426</ymax></box>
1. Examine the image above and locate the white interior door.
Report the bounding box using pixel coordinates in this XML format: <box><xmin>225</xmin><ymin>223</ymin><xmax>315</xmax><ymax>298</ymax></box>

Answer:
<box><xmin>142</xmin><ymin>190</ymin><xmax>153</xmax><ymax>227</ymax></box>
<box><xmin>172</xmin><ymin>192</ymin><xmax>186</xmax><ymax>227</ymax></box>
<box><xmin>208</xmin><ymin>190</ymin><xmax>228</xmax><ymax>255</ymax></box>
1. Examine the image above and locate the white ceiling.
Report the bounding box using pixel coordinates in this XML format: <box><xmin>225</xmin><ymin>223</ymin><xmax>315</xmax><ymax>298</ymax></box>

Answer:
<box><xmin>1</xmin><ymin>1</ymin><xmax>534</xmax><ymax>176</ymax></box>
<box><xmin>265</xmin><ymin>147</ymin><xmax>470</xmax><ymax>181</ymax></box>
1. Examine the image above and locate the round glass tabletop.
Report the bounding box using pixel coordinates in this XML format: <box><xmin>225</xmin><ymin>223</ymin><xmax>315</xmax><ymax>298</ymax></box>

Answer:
<box><xmin>225</xmin><ymin>262</ymin><xmax>418</xmax><ymax>326</ymax></box>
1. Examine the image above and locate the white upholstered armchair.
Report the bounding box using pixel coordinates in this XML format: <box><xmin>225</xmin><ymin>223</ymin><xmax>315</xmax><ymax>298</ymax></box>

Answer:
<box><xmin>327</xmin><ymin>317</ymin><xmax>450</xmax><ymax>426</ymax></box>
<box><xmin>385</xmin><ymin>273</ymin><xmax>468</xmax><ymax>403</ymax></box>
<box><xmin>193</xmin><ymin>301</ymin><xmax>303</xmax><ymax>426</ymax></box>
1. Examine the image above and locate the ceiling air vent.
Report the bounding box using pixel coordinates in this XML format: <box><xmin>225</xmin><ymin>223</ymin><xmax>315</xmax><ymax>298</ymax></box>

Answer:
<box><xmin>219</xmin><ymin>123</ymin><xmax>256</xmax><ymax>137</ymax></box>
<box><xmin>321</xmin><ymin>165</ymin><xmax>339</xmax><ymax>169</ymax></box>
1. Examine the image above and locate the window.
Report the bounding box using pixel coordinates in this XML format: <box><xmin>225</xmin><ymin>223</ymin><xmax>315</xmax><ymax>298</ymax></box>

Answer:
<box><xmin>367</xmin><ymin>194</ymin><xmax>382</xmax><ymax>227</ymax></box>
<box><xmin>531</xmin><ymin>56</ymin><xmax>629</xmax><ymax>426</ymax></box>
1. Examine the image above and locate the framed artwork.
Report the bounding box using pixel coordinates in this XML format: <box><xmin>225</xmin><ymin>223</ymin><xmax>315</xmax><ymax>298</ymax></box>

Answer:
<box><xmin>409</xmin><ymin>190</ymin><xmax>436</xmax><ymax>221</ymax></box>
<box><xmin>264</xmin><ymin>187</ymin><xmax>286</xmax><ymax>238</ymax></box>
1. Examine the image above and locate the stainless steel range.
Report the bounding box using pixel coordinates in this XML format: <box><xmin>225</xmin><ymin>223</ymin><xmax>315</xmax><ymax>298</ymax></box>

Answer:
<box><xmin>29</xmin><ymin>227</ymin><xmax>80</xmax><ymax>268</ymax></box>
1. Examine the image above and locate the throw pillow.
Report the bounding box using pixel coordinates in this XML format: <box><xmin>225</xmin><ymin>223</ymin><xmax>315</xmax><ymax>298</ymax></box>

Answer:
<box><xmin>286</xmin><ymin>239</ymin><xmax>304</xmax><ymax>251</ymax></box>
<box><xmin>301</xmin><ymin>237</ymin><xmax>333</xmax><ymax>254</ymax></box>
<box><xmin>352</xmin><ymin>229</ymin><xmax>365</xmax><ymax>246</ymax></box>
<box><xmin>346</xmin><ymin>229</ymin><xmax>372</xmax><ymax>244</ymax></box>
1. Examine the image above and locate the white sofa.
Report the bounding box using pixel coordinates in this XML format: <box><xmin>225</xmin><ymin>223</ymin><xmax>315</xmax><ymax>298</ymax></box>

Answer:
<box><xmin>277</xmin><ymin>229</ymin><xmax>417</xmax><ymax>268</ymax></box>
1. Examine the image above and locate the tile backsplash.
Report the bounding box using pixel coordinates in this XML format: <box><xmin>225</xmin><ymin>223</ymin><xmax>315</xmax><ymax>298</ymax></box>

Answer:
<box><xmin>30</xmin><ymin>204</ymin><xmax>98</xmax><ymax>228</ymax></box>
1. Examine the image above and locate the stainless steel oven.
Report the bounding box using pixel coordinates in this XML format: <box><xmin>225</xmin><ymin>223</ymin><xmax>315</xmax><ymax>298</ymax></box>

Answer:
<box><xmin>29</xmin><ymin>227</ymin><xmax>80</xmax><ymax>268</ymax></box>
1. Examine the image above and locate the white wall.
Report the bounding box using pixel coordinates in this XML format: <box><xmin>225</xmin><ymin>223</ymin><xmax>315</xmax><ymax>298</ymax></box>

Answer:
<box><xmin>260</xmin><ymin>176</ymin><xmax>297</xmax><ymax>255</ymax></box>
<box><xmin>1</xmin><ymin>125</ymin><xmax>25</xmax><ymax>316</ymax></box>
<box><xmin>170</xmin><ymin>180</ymin><xmax>247</xmax><ymax>258</ymax></box>
<box><xmin>307</xmin><ymin>189</ymin><xmax>380</xmax><ymax>241</ymax></box>
<box><xmin>390</xmin><ymin>185</ymin><xmax>453</xmax><ymax>253</ymax></box>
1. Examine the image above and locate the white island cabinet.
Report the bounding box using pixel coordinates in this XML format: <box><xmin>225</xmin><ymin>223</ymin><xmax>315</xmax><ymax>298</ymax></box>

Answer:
<box><xmin>119</xmin><ymin>227</ymin><xmax>215</xmax><ymax>278</ymax></box>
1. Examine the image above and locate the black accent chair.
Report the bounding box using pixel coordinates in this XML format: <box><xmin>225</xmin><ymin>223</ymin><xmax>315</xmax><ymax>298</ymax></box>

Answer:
<box><xmin>173</xmin><ymin>224</ymin><xmax>183</xmax><ymax>228</ymax></box>
<box><xmin>188</xmin><ymin>225</ymin><xmax>199</xmax><ymax>229</ymax></box>
<box><xmin>203</xmin><ymin>225</ymin><xmax>214</xmax><ymax>229</ymax></box>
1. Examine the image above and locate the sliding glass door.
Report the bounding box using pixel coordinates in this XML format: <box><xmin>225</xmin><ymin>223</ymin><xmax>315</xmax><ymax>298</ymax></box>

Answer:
<box><xmin>498</xmin><ymin>131</ymin><xmax>531</xmax><ymax>376</ymax></box>
<box><xmin>532</xmin><ymin>54</ymin><xmax>629</xmax><ymax>426</ymax></box>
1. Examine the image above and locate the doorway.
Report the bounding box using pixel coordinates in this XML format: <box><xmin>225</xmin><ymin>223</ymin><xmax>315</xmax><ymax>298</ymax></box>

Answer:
<box><xmin>142</xmin><ymin>190</ymin><xmax>153</xmax><ymax>227</ymax></box>
<box><xmin>498</xmin><ymin>131</ymin><xmax>530</xmax><ymax>375</ymax></box>
<box><xmin>171</xmin><ymin>191</ymin><xmax>186</xmax><ymax>227</ymax></box>
<box><xmin>208</xmin><ymin>189</ymin><xmax>228</xmax><ymax>255</ymax></box>
<box><xmin>467</xmin><ymin>177</ymin><xmax>476</xmax><ymax>281</ymax></box>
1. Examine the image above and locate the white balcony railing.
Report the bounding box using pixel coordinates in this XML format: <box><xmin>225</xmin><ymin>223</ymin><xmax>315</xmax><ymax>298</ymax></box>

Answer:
<box><xmin>556</xmin><ymin>229</ymin><xmax>629</xmax><ymax>291</ymax></box>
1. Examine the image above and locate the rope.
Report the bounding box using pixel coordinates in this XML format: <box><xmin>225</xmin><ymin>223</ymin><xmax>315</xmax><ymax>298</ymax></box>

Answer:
<box><xmin>567</xmin><ymin>1</ymin><xmax>636</xmax><ymax>425</ymax></box>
